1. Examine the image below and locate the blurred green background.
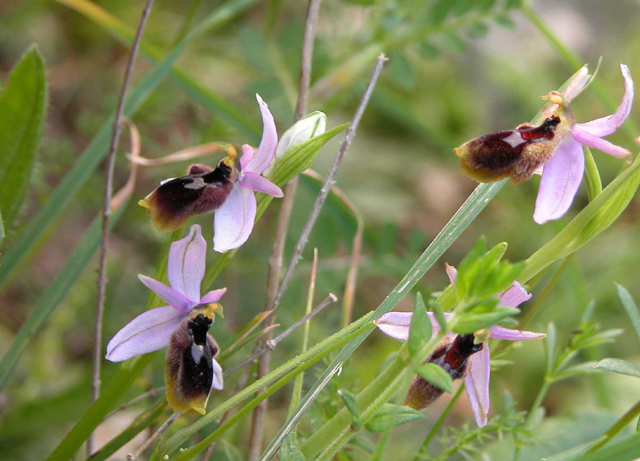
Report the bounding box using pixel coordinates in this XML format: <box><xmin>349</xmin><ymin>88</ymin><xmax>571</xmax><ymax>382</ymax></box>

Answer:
<box><xmin>1</xmin><ymin>0</ymin><xmax>640</xmax><ymax>459</ymax></box>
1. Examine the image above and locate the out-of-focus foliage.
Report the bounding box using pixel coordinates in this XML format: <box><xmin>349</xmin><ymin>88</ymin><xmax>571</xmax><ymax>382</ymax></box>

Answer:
<box><xmin>2</xmin><ymin>0</ymin><xmax>640</xmax><ymax>460</ymax></box>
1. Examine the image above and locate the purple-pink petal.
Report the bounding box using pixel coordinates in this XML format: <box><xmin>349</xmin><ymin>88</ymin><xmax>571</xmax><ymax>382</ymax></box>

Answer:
<box><xmin>105</xmin><ymin>306</ymin><xmax>183</xmax><ymax>362</ymax></box>
<box><xmin>200</xmin><ymin>288</ymin><xmax>227</xmax><ymax>304</ymax></box>
<box><xmin>138</xmin><ymin>275</ymin><xmax>192</xmax><ymax>313</ymax></box>
<box><xmin>244</xmin><ymin>94</ymin><xmax>278</xmax><ymax>175</ymax></box>
<box><xmin>463</xmin><ymin>344</ymin><xmax>490</xmax><ymax>427</ymax></box>
<box><xmin>445</xmin><ymin>263</ymin><xmax>458</xmax><ymax>286</ymax></box>
<box><xmin>213</xmin><ymin>183</ymin><xmax>257</xmax><ymax>253</ymax></box>
<box><xmin>489</xmin><ymin>326</ymin><xmax>546</xmax><ymax>341</ymax></box>
<box><xmin>533</xmin><ymin>138</ymin><xmax>584</xmax><ymax>224</ymax></box>
<box><xmin>375</xmin><ymin>311</ymin><xmax>452</xmax><ymax>341</ymax></box>
<box><xmin>240</xmin><ymin>144</ymin><xmax>254</xmax><ymax>170</ymax></box>
<box><xmin>572</xmin><ymin>126</ymin><xmax>631</xmax><ymax>158</ymax></box>
<box><xmin>239</xmin><ymin>172</ymin><xmax>283</xmax><ymax>197</ymax></box>
<box><xmin>212</xmin><ymin>358</ymin><xmax>224</xmax><ymax>390</ymax></box>
<box><xmin>562</xmin><ymin>64</ymin><xmax>592</xmax><ymax>103</ymax></box>
<box><xmin>498</xmin><ymin>282</ymin><xmax>532</xmax><ymax>308</ymax></box>
<box><xmin>575</xmin><ymin>64</ymin><xmax>633</xmax><ymax>137</ymax></box>
<box><xmin>167</xmin><ymin>224</ymin><xmax>206</xmax><ymax>304</ymax></box>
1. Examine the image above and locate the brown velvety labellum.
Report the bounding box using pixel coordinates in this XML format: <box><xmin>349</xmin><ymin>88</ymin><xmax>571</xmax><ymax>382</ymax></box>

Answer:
<box><xmin>454</xmin><ymin>116</ymin><xmax>560</xmax><ymax>185</ymax></box>
<box><xmin>140</xmin><ymin>162</ymin><xmax>233</xmax><ymax>233</ymax></box>
<box><xmin>165</xmin><ymin>314</ymin><xmax>219</xmax><ymax>414</ymax></box>
<box><xmin>405</xmin><ymin>334</ymin><xmax>483</xmax><ymax>410</ymax></box>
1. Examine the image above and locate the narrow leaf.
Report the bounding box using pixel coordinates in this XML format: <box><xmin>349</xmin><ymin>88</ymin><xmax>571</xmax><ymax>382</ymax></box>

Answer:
<box><xmin>364</xmin><ymin>403</ymin><xmax>424</xmax><ymax>433</ymax></box>
<box><xmin>409</xmin><ymin>293</ymin><xmax>432</xmax><ymax>357</ymax></box>
<box><xmin>338</xmin><ymin>389</ymin><xmax>361</xmax><ymax>429</ymax></box>
<box><xmin>597</xmin><ymin>358</ymin><xmax>640</xmax><ymax>379</ymax></box>
<box><xmin>281</xmin><ymin>435</ymin><xmax>306</xmax><ymax>461</ymax></box>
<box><xmin>616</xmin><ymin>284</ymin><xmax>640</xmax><ymax>345</ymax></box>
<box><xmin>0</xmin><ymin>45</ymin><xmax>48</xmax><ymax>234</ymax></box>
<box><xmin>416</xmin><ymin>363</ymin><xmax>454</xmax><ymax>394</ymax></box>
<box><xmin>580</xmin><ymin>432</ymin><xmax>640</xmax><ymax>461</ymax></box>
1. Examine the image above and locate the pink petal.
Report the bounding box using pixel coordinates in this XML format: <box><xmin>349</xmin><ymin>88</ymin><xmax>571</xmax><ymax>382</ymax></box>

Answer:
<box><xmin>239</xmin><ymin>172</ymin><xmax>283</xmax><ymax>197</ymax></box>
<box><xmin>240</xmin><ymin>144</ymin><xmax>254</xmax><ymax>170</ymax></box>
<box><xmin>445</xmin><ymin>263</ymin><xmax>458</xmax><ymax>286</ymax></box>
<box><xmin>200</xmin><ymin>288</ymin><xmax>227</xmax><ymax>304</ymax></box>
<box><xmin>138</xmin><ymin>275</ymin><xmax>192</xmax><ymax>313</ymax></box>
<box><xmin>489</xmin><ymin>326</ymin><xmax>546</xmax><ymax>341</ymax></box>
<box><xmin>167</xmin><ymin>224</ymin><xmax>207</xmax><ymax>304</ymax></box>
<box><xmin>572</xmin><ymin>127</ymin><xmax>631</xmax><ymax>158</ymax></box>
<box><xmin>463</xmin><ymin>345</ymin><xmax>490</xmax><ymax>427</ymax></box>
<box><xmin>575</xmin><ymin>64</ymin><xmax>634</xmax><ymax>137</ymax></box>
<box><xmin>562</xmin><ymin>64</ymin><xmax>593</xmax><ymax>103</ymax></box>
<box><xmin>212</xmin><ymin>358</ymin><xmax>224</xmax><ymax>390</ymax></box>
<box><xmin>375</xmin><ymin>312</ymin><xmax>452</xmax><ymax>341</ymax></box>
<box><xmin>106</xmin><ymin>306</ymin><xmax>184</xmax><ymax>362</ymax></box>
<box><xmin>213</xmin><ymin>184</ymin><xmax>257</xmax><ymax>253</ymax></box>
<box><xmin>498</xmin><ymin>282</ymin><xmax>532</xmax><ymax>308</ymax></box>
<box><xmin>533</xmin><ymin>138</ymin><xmax>585</xmax><ymax>224</ymax></box>
<box><xmin>244</xmin><ymin>94</ymin><xmax>278</xmax><ymax>175</ymax></box>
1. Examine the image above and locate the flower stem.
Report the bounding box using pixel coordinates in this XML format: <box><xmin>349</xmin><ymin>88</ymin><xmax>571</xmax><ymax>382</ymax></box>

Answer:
<box><xmin>413</xmin><ymin>384</ymin><xmax>465</xmax><ymax>461</ymax></box>
<box><xmin>584</xmin><ymin>147</ymin><xmax>603</xmax><ymax>201</ymax></box>
<box><xmin>90</xmin><ymin>0</ymin><xmax>154</xmax><ymax>455</ymax></box>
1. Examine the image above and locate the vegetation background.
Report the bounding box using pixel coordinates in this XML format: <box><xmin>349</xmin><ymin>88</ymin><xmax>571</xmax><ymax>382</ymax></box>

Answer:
<box><xmin>1</xmin><ymin>0</ymin><xmax>640</xmax><ymax>459</ymax></box>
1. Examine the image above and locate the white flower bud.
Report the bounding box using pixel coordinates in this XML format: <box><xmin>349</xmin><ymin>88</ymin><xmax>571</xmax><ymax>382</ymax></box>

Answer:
<box><xmin>275</xmin><ymin>111</ymin><xmax>327</xmax><ymax>159</ymax></box>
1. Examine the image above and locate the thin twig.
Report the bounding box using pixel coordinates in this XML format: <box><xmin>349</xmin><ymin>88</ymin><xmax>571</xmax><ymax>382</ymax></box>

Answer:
<box><xmin>248</xmin><ymin>1</ymin><xmax>323</xmax><ymax>458</ymax></box>
<box><xmin>127</xmin><ymin>410</ymin><xmax>179</xmax><ymax>461</ymax></box>
<box><xmin>105</xmin><ymin>386</ymin><xmax>166</xmax><ymax>419</ymax></box>
<box><xmin>224</xmin><ymin>294</ymin><xmax>337</xmax><ymax>377</ymax></box>
<box><xmin>90</xmin><ymin>0</ymin><xmax>155</xmax><ymax>455</ymax></box>
<box><xmin>273</xmin><ymin>54</ymin><xmax>387</xmax><ymax>316</ymax></box>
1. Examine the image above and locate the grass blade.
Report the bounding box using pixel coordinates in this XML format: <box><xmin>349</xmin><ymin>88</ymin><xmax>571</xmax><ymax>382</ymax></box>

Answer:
<box><xmin>616</xmin><ymin>284</ymin><xmax>640</xmax><ymax>345</ymax></box>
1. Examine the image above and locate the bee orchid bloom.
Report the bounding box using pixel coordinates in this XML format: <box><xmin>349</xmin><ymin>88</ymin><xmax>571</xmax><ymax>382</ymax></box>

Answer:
<box><xmin>455</xmin><ymin>64</ymin><xmax>634</xmax><ymax>224</ymax></box>
<box><xmin>106</xmin><ymin>224</ymin><xmax>225</xmax><ymax>413</ymax></box>
<box><xmin>139</xmin><ymin>94</ymin><xmax>283</xmax><ymax>253</ymax></box>
<box><xmin>375</xmin><ymin>265</ymin><xmax>543</xmax><ymax>427</ymax></box>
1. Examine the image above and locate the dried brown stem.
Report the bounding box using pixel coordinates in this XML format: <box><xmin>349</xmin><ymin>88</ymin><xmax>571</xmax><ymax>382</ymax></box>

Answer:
<box><xmin>127</xmin><ymin>142</ymin><xmax>231</xmax><ymax>166</ymax></box>
<box><xmin>248</xmin><ymin>1</ymin><xmax>324</xmax><ymax>458</ymax></box>
<box><xmin>90</xmin><ymin>7</ymin><xmax>153</xmax><ymax>448</ymax></box>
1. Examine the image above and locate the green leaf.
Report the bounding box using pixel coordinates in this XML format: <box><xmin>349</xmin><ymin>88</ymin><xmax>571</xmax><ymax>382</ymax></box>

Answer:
<box><xmin>364</xmin><ymin>404</ymin><xmax>424</xmax><ymax>433</ymax></box>
<box><xmin>428</xmin><ymin>0</ymin><xmax>457</xmax><ymax>26</ymax></box>
<box><xmin>596</xmin><ymin>358</ymin><xmax>640</xmax><ymax>379</ymax></box>
<box><xmin>338</xmin><ymin>390</ymin><xmax>361</xmax><ymax>429</ymax></box>
<box><xmin>580</xmin><ymin>432</ymin><xmax>640</xmax><ymax>461</ymax></box>
<box><xmin>0</xmin><ymin>45</ymin><xmax>47</xmax><ymax>235</ymax></box>
<box><xmin>467</xmin><ymin>21</ymin><xmax>490</xmax><ymax>38</ymax></box>
<box><xmin>281</xmin><ymin>435</ymin><xmax>306</xmax><ymax>461</ymax></box>
<box><xmin>269</xmin><ymin>123</ymin><xmax>349</xmax><ymax>187</ymax></box>
<box><xmin>429</xmin><ymin>300</ymin><xmax>447</xmax><ymax>332</ymax></box>
<box><xmin>416</xmin><ymin>363</ymin><xmax>454</xmax><ymax>394</ymax></box>
<box><xmin>616</xmin><ymin>284</ymin><xmax>640</xmax><ymax>345</ymax></box>
<box><xmin>409</xmin><ymin>293</ymin><xmax>432</xmax><ymax>357</ymax></box>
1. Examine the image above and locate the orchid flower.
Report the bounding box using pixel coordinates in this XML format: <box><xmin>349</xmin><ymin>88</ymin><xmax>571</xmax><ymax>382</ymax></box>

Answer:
<box><xmin>139</xmin><ymin>94</ymin><xmax>283</xmax><ymax>253</ymax></box>
<box><xmin>454</xmin><ymin>63</ymin><xmax>634</xmax><ymax>224</ymax></box>
<box><xmin>106</xmin><ymin>224</ymin><xmax>225</xmax><ymax>414</ymax></box>
<box><xmin>375</xmin><ymin>264</ymin><xmax>543</xmax><ymax>426</ymax></box>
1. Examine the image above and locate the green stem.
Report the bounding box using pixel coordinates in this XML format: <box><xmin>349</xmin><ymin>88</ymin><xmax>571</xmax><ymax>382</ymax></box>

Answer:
<box><xmin>371</xmin><ymin>431</ymin><xmax>391</xmax><ymax>461</ymax></box>
<box><xmin>413</xmin><ymin>384</ymin><xmax>465</xmax><ymax>461</ymax></box>
<box><xmin>525</xmin><ymin>378</ymin><xmax>552</xmax><ymax>428</ymax></box>
<box><xmin>585</xmin><ymin>399</ymin><xmax>640</xmax><ymax>454</ymax></box>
